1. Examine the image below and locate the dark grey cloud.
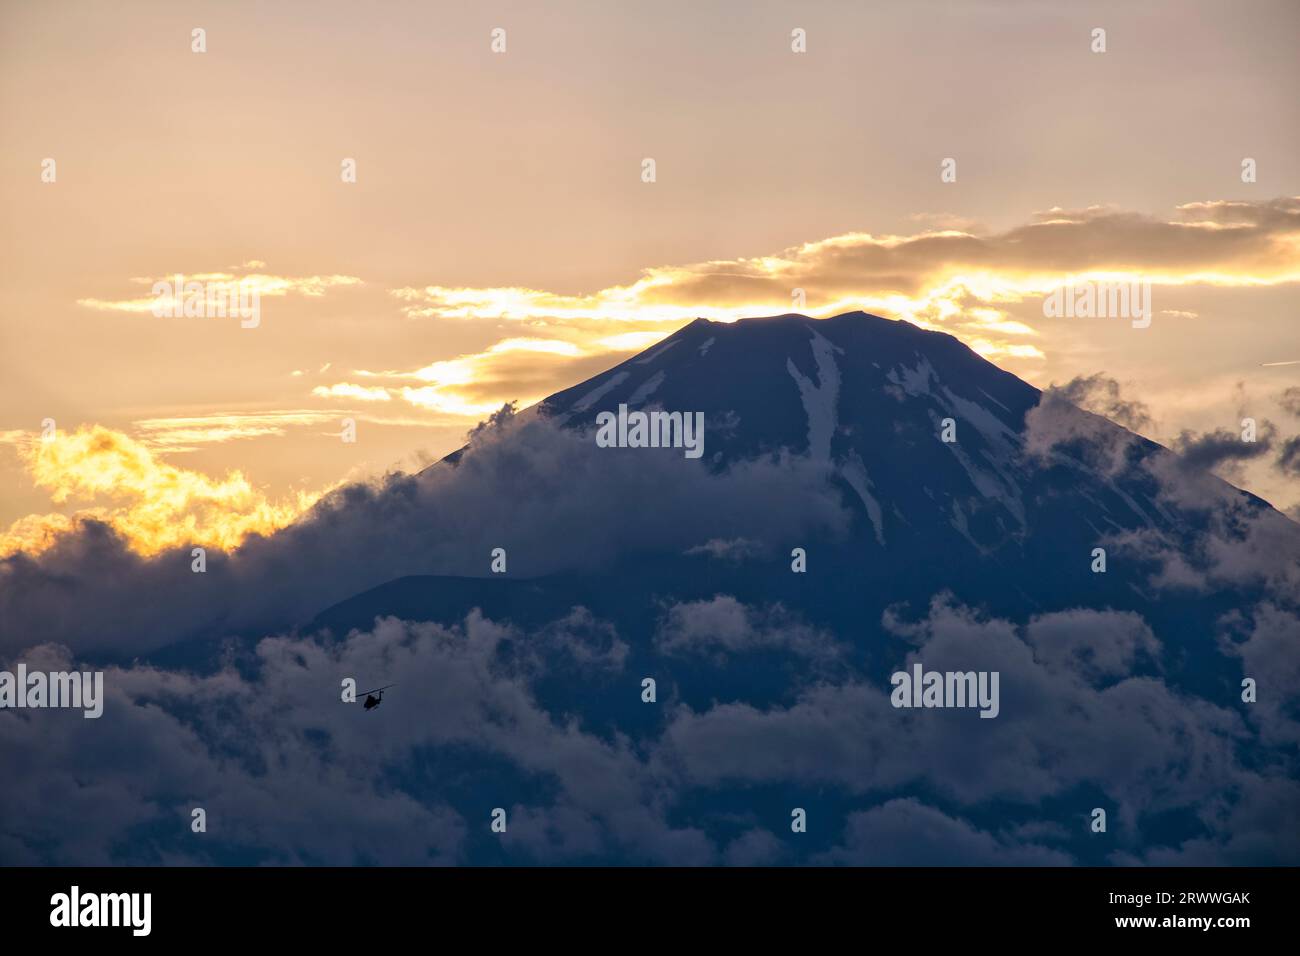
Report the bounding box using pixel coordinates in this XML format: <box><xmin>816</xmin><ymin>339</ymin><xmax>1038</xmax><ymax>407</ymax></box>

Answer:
<box><xmin>1022</xmin><ymin>383</ymin><xmax>1300</xmax><ymax>595</ymax></box>
<box><xmin>4</xmin><ymin>591</ymin><xmax>1297</xmax><ymax>865</ymax></box>
<box><xmin>654</xmin><ymin>595</ymin><xmax>840</xmax><ymax>662</ymax></box>
<box><xmin>816</xmin><ymin>799</ymin><xmax>1071</xmax><ymax>866</ymax></box>
<box><xmin>527</xmin><ymin>607</ymin><xmax>629</xmax><ymax>673</ymax></box>
<box><xmin>1022</xmin><ymin>385</ymin><xmax>1147</xmax><ymax>479</ymax></box>
<box><xmin>721</xmin><ymin>828</ymin><xmax>786</xmax><ymax>866</ymax></box>
<box><xmin>1217</xmin><ymin>602</ymin><xmax>1300</xmax><ymax>746</ymax></box>
<box><xmin>1050</xmin><ymin>373</ymin><xmax>1153</xmax><ymax>433</ymax></box>
<box><xmin>1110</xmin><ymin>451</ymin><xmax>1300</xmax><ymax>595</ymax></box>
<box><xmin>1115</xmin><ymin>776</ymin><xmax>1300</xmax><ymax>866</ymax></box>
<box><xmin>658</xmin><ymin>596</ymin><xmax>1288</xmax><ymax>857</ymax></box>
<box><xmin>0</xmin><ymin>635</ymin><xmax>468</xmax><ymax>866</ymax></box>
<box><xmin>1276</xmin><ymin>435</ymin><xmax>1300</xmax><ymax>476</ymax></box>
<box><xmin>683</xmin><ymin>537</ymin><xmax>766</xmax><ymax>563</ymax></box>
<box><xmin>0</xmin><ymin>610</ymin><xmax>713</xmax><ymax>866</ymax></box>
<box><xmin>1171</xmin><ymin>422</ymin><xmax>1275</xmax><ymax>473</ymax></box>
<box><xmin>0</xmin><ymin>412</ymin><xmax>852</xmax><ymax>659</ymax></box>
<box><xmin>1023</xmin><ymin>608</ymin><xmax>1159</xmax><ymax>683</ymax></box>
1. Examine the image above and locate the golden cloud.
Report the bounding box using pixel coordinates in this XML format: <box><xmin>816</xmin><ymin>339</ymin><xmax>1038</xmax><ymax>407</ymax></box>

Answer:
<box><xmin>311</xmin><ymin>384</ymin><xmax>393</xmax><ymax>403</ymax></box>
<box><xmin>132</xmin><ymin>411</ymin><xmax>345</xmax><ymax>451</ymax></box>
<box><xmin>383</xmin><ymin>197</ymin><xmax>1298</xmax><ymax>360</ymax></box>
<box><xmin>316</xmin><ymin>336</ymin><xmax>662</xmax><ymax>417</ymax></box>
<box><xmin>0</xmin><ymin>427</ymin><xmax>329</xmax><ymax>557</ymax></box>
<box><xmin>77</xmin><ymin>268</ymin><xmax>362</xmax><ymax>314</ymax></box>
<box><xmin>363</xmin><ymin>197</ymin><xmax>1300</xmax><ymax>412</ymax></box>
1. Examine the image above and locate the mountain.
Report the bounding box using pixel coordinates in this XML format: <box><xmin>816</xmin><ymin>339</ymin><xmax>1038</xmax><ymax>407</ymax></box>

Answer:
<box><xmin>295</xmin><ymin>312</ymin><xmax>1300</xmax><ymax>865</ymax></box>
<box><xmin>322</xmin><ymin>311</ymin><xmax>1279</xmax><ymax>693</ymax></box>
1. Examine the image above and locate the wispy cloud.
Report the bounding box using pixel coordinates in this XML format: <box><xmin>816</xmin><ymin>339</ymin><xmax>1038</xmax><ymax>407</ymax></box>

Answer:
<box><xmin>77</xmin><ymin>267</ymin><xmax>362</xmax><ymax>314</ymax></box>
<box><xmin>311</xmin><ymin>384</ymin><xmax>393</xmax><ymax>403</ymax></box>
<box><xmin>131</xmin><ymin>411</ymin><xmax>344</xmax><ymax>450</ymax></box>
<box><xmin>320</xmin><ymin>336</ymin><xmax>657</xmax><ymax>417</ymax></box>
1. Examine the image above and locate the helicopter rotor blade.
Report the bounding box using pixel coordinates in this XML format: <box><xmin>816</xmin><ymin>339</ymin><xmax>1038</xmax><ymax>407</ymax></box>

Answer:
<box><xmin>357</xmin><ymin>683</ymin><xmax>396</xmax><ymax>697</ymax></box>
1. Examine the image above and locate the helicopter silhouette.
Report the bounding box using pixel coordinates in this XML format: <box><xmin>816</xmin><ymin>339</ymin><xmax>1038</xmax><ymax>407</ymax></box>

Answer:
<box><xmin>358</xmin><ymin>684</ymin><xmax>396</xmax><ymax>711</ymax></box>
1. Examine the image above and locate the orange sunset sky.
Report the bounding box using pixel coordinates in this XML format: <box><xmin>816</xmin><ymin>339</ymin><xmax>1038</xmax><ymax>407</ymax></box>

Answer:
<box><xmin>1</xmin><ymin>0</ymin><xmax>1298</xmax><ymax>556</ymax></box>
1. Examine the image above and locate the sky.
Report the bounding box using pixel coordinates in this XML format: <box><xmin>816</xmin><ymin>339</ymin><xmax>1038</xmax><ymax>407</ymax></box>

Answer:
<box><xmin>1</xmin><ymin>0</ymin><xmax>1297</xmax><ymax>555</ymax></box>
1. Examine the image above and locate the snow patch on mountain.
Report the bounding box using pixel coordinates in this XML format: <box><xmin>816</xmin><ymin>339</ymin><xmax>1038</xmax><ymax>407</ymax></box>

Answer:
<box><xmin>979</xmin><ymin>388</ymin><xmax>1011</xmax><ymax>413</ymax></box>
<box><xmin>629</xmin><ymin>370</ymin><xmax>666</xmax><ymax>405</ymax></box>
<box><xmin>886</xmin><ymin>355</ymin><xmax>938</xmax><ymax>398</ymax></box>
<box><xmin>937</xmin><ymin>386</ymin><xmax>1027</xmax><ymax>526</ymax></box>
<box><xmin>950</xmin><ymin>499</ymin><xmax>988</xmax><ymax>554</ymax></box>
<box><xmin>634</xmin><ymin>340</ymin><xmax>679</xmax><ymax>365</ymax></box>
<box><xmin>572</xmin><ymin>371</ymin><xmax>630</xmax><ymax>412</ymax></box>
<box><xmin>947</xmin><ymin>437</ymin><xmax>1013</xmax><ymax>505</ymax></box>
<box><xmin>941</xmin><ymin>387</ymin><xmax>1020</xmax><ymax>450</ymax></box>
<box><xmin>698</xmin><ymin>337</ymin><xmax>715</xmax><ymax>357</ymax></box>
<box><xmin>883</xmin><ymin>354</ymin><xmax>1029</xmax><ymax>528</ymax></box>
<box><xmin>921</xmin><ymin>406</ymin><xmax>1027</xmax><ymax>529</ymax></box>
<box><xmin>786</xmin><ymin>329</ymin><xmax>843</xmax><ymax>462</ymax></box>
<box><xmin>1044</xmin><ymin>450</ymin><xmax>1158</xmax><ymax>527</ymax></box>
<box><xmin>839</xmin><ymin>452</ymin><xmax>885</xmax><ymax>545</ymax></box>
